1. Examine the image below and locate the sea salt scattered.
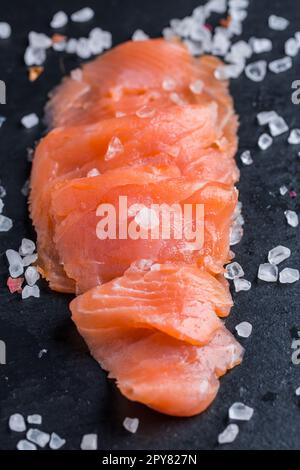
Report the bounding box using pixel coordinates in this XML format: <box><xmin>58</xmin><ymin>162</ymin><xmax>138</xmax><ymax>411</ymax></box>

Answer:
<box><xmin>21</xmin><ymin>113</ymin><xmax>39</xmax><ymax>129</ymax></box>
<box><xmin>229</xmin><ymin>402</ymin><xmax>254</xmax><ymax>420</ymax></box>
<box><xmin>268</xmin><ymin>15</ymin><xmax>289</xmax><ymax>31</ymax></box>
<box><xmin>52</xmin><ymin>40</ymin><xmax>66</xmax><ymax>52</ymax></box>
<box><xmin>240</xmin><ymin>150</ymin><xmax>253</xmax><ymax>165</ymax></box>
<box><xmin>29</xmin><ymin>31</ymin><xmax>52</xmax><ymax>49</ymax></box>
<box><xmin>218</xmin><ymin>424</ymin><xmax>239</xmax><ymax>444</ymax></box>
<box><xmin>235</xmin><ymin>320</ymin><xmax>252</xmax><ymax>338</ymax></box>
<box><xmin>0</xmin><ymin>215</ymin><xmax>12</xmax><ymax>232</ymax></box>
<box><xmin>288</xmin><ymin>129</ymin><xmax>300</xmax><ymax>144</ymax></box>
<box><xmin>22</xmin><ymin>285</ymin><xmax>40</xmax><ymax>299</ymax></box>
<box><xmin>245</xmin><ymin>60</ymin><xmax>267</xmax><ymax>82</ymax></box>
<box><xmin>280</xmin><ymin>185</ymin><xmax>288</xmax><ymax>196</ymax></box>
<box><xmin>19</xmin><ymin>238</ymin><xmax>35</xmax><ymax>256</ymax></box>
<box><xmin>24</xmin><ymin>46</ymin><xmax>46</xmax><ymax>66</ymax></box>
<box><xmin>27</xmin><ymin>414</ymin><xmax>42</xmax><ymax>425</ymax></box>
<box><xmin>6</xmin><ymin>249</ymin><xmax>24</xmax><ymax>278</ymax></box>
<box><xmin>225</xmin><ymin>262</ymin><xmax>244</xmax><ymax>279</ymax></box>
<box><xmin>215</xmin><ymin>63</ymin><xmax>244</xmax><ymax>80</ymax></box>
<box><xmin>123</xmin><ymin>417</ymin><xmax>139</xmax><ymax>434</ymax></box>
<box><xmin>136</xmin><ymin>106</ymin><xmax>156</xmax><ymax>119</ymax></box>
<box><xmin>76</xmin><ymin>38</ymin><xmax>92</xmax><ymax>59</ymax></box>
<box><xmin>0</xmin><ymin>22</ymin><xmax>11</xmax><ymax>39</ymax></box>
<box><xmin>234</xmin><ymin>278</ymin><xmax>251</xmax><ymax>292</ymax></box>
<box><xmin>257</xmin><ymin>110</ymin><xmax>278</xmax><ymax>126</ymax></box>
<box><xmin>105</xmin><ymin>136</ymin><xmax>124</xmax><ymax>161</ymax></box>
<box><xmin>132</xmin><ymin>29</ymin><xmax>149</xmax><ymax>41</ymax></box>
<box><xmin>258</xmin><ymin>263</ymin><xmax>278</xmax><ymax>282</ymax></box>
<box><xmin>9</xmin><ymin>413</ymin><xmax>26</xmax><ymax>432</ymax></box>
<box><xmin>268</xmin><ymin>245</ymin><xmax>291</xmax><ymax>265</ymax></box>
<box><xmin>87</xmin><ymin>168</ymin><xmax>101</xmax><ymax>177</ymax></box>
<box><xmin>22</xmin><ymin>253</ymin><xmax>38</xmax><ymax>267</ymax></box>
<box><xmin>268</xmin><ymin>116</ymin><xmax>289</xmax><ymax>137</ymax></box>
<box><xmin>285</xmin><ymin>210</ymin><xmax>299</xmax><ymax>227</ymax></box>
<box><xmin>66</xmin><ymin>38</ymin><xmax>78</xmax><ymax>54</ymax></box>
<box><xmin>17</xmin><ymin>440</ymin><xmax>37</xmax><ymax>450</ymax></box>
<box><xmin>279</xmin><ymin>268</ymin><xmax>300</xmax><ymax>284</ymax></box>
<box><xmin>50</xmin><ymin>11</ymin><xmax>68</xmax><ymax>29</ymax></box>
<box><xmin>285</xmin><ymin>38</ymin><xmax>299</xmax><ymax>57</ymax></box>
<box><xmin>269</xmin><ymin>57</ymin><xmax>292</xmax><ymax>74</ymax></box>
<box><xmin>26</xmin><ymin>428</ymin><xmax>50</xmax><ymax>448</ymax></box>
<box><xmin>258</xmin><ymin>133</ymin><xmax>273</xmax><ymax>150</ymax></box>
<box><xmin>249</xmin><ymin>37</ymin><xmax>272</xmax><ymax>54</ymax></box>
<box><xmin>49</xmin><ymin>432</ymin><xmax>66</xmax><ymax>450</ymax></box>
<box><xmin>80</xmin><ymin>433</ymin><xmax>98</xmax><ymax>450</ymax></box>
<box><xmin>25</xmin><ymin>266</ymin><xmax>40</xmax><ymax>286</ymax></box>
<box><xmin>71</xmin><ymin>7</ymin><xmax>94</xmax><ymax>23</ymax></box>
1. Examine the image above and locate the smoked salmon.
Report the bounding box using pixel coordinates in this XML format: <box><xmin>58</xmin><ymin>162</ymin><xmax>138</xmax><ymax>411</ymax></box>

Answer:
<box><xmin>30</xmin><ymin>38</ymin><xmax>242</xmax><ymax>417</ymax></box>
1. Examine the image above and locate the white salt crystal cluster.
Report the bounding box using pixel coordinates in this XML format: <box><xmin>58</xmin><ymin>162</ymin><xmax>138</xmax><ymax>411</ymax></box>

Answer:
<box><xmin>105</xmin><ymin>136</ymin><xmax>124</xmax><ymax>161</ymax></box>
<box><xmin>123</xmin><ymin>417</ymin><xmax>139</xmax><ymax>433</ymax></box>
<box><xmin>6</xmin><ymin>249</ymin><xmax>24</xmax><ymax>278</ymax></box>
<box><xmin>229</xmin><ymin>402</ymin><xmax>254</xmax><ymax>420</ymax></box>
<box><xmin>80</xmin><ymin>433</ymin><xmax>98</xmax><ymax>450</ymax></box>
<box><xmin>235</xmin><ymin>321</ymin><xmax>252</xmax><ymax>337</ymax></box>
<box><xmin>0</xmin><ymin>215</ymin><xmax>13</xmax><ymax>232</ymax></box>
<box><xmin>218</xmin><ymin>423</ymin><xmax>239</xmax><ymax>444</ymax></box>
<box><xmin>245</xmin><ymin>61</ymin><xmax>267</xmax><ymax>82</ymax></box>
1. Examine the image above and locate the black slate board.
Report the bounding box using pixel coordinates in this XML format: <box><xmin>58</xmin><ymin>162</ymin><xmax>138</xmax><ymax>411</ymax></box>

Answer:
<box><xmin>0</xmin><ymin>0</ymin><xmax>300</xmax><ymax>451</ymax></box>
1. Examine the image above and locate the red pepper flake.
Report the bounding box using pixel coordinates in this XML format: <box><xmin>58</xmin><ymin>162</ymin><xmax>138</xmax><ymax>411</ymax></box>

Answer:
<box><xmin>52</xmin><ymin>34</ymin><xmax>66</xmax><ymax>44</ymax></box>
<box><xmin>220</xmin><ymin>15</ymin><xmax>232</xmax><ymax>28</ymax></box>
<box><xmin>289</xmin><ymin>190</ymin><xmax>297</xmax><ymax>198</ymax></box>
<box><xmin>7</xmin><ymin>276</ymin><xmax>24</xmax><ymax>294</ymax></box>
<box><xmin>28</xmin><ymin>66</ymin><xmax>44</xmax><ymax>82</ymax></box>
<box><xmin>204</xmin><ymin>23</ymin><xmax>213</xmax><ymax>31</ymax></box>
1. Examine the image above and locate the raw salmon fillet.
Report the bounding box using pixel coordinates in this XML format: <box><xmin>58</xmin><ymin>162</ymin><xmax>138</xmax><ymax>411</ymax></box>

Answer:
<box><xmin>30</xmin><ymin>39</ymin><xmax>242</xmax><ymax>416</ymax></box>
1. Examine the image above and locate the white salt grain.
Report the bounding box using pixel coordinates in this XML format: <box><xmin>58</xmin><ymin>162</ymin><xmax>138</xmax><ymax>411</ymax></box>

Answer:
<box><xmin>71</xmin><ymin>7</ymin><xmax>94</xmax><ymax>23</ymax></box>
<box><xmin>279</xmin><ymin>268</ymin><xmax>299</xmax><ymax>284</ymax></box>
<box><xmin>249</xmin><ymin>37</ymin><xmax>272</xmax><ymax>54</ymax></box>
<box><xmin>21</xmin><ymin>113</ymin><xmax>39</xmax><ymax>129</ymax></box>
<box><xmin>258</xmin><ymin>133</ymin><xmax>273</xmax><ymax>150</ymax></box>
<box><xmin>256</xmin><ymin>110</ymin><xmax>278</xmax><ymax>126</ymax></box>
<box><xmin>132</xmin><ymin>29</ymin><xmax>149</xmax><ymax>41</ymax></box>
<box><xmin>229</xmin><ymin>402</ymin><xmax>254</xmax><ymax>420</ymax></box>
<box><xmin>50</xmin><ymin>11</ymin><xmax>68</xmax><ymax>29</ymax></box>
<box><xmin>24</xmin><ymin>46</ymin><xmax>46</xmax><ymax>66</ymax></box>
<box><xmin>136</xmin><ymin>106</ymin><xmax>156</xmax><ymax>119</ymax></box>
<box><xmin>285</xmin><ymin>38</ymin><xmax>299</xmax><ymax>57</ymax></box>
<box><xmin>19</xmin><ymin>238</ymin><xmax>35</xmax><ymax>256</ymax></box>
<box><xmin>295</xmin><ymin>387</ymin><xmax>300</xmax><ymax>396</ymax></box>
<box><xmin>80</xmin><ymin>433</ymin><xmax>98</xmax><ymax>450</ymax></box>
<box><xmin>22</xmin><ymin>285</ymin><xmax>40</xmax><ymax>299</ymax></box>
<box><xmin>22</xmin><ymin>253</ymin><xmax>38</xmax><ymax>267</ymax></box>
<box><xmin>87</xmin><ymin>168</ymin><xmax>101</xmax><ymax>177</ymax></box>
<box><xmin>27</xmin><ymin>414</ymin><xmax>42</xmax><ymax>425</ymax></box>
<box><xmin>218</xmin><ymin>424</ymin><xmax>239</xmax><ymax>444</ymax></box>
<box><xmin>26</xmin><ymin>428</ymin><xmax>50</xmax><ymax>448</ymax></box>
<box><xmin>49</xmin><ymin>432</ymin><xmax>66</xmax><ymax>450</ymax></box>
<box><xmin>17</xmin><ymin>440</ymin><xmax>37</xmax><ymax>450</ymax></box>
<box><xmin>268</xmin><ymin>116</ymin><xmax>289</xmax><ymax>137</ymax></box>
<box><xmin>29</xmin><ymin>31</ymin><xmax>52</xmax><ymax>49</ymax></box>
<box><xmin>269</xmin><ymin>57</ymin><xmax>292</xmax><ymax>74</ymax></box>
<box><xmin>189</xmin><ymin>79</ymin><xmax>204</xmax><ymax>95</ymax></box>
<box><xmin>6</xmin><ymin>249</ymin><xmax>24</xmax><ymax>278</ymax></box>
<box><xmin>25</xmin><ymin>266</ymin><xmax>40</xmax><ymax>286</ymax></box>
<box><xmin>240</xmin><ymin>150</ymin><xmax>253</xmax><ymax>165</ymax></box>
<box><xmin>0</xmin><ymin>116</ymin><xmax>6</xmax><ymax>128</ymax></box>
<box><xmin>0</xmin><ymin>198</ymin><xmax>3</xmax><ymax>213</ymax></box>
<box><xmin>76</xmin><ymin>38</ymin><xmax>92</xmax><ymax>59</ymax></box>
<box><xmin>66</xmin><ymin>38</ymin><xmax>78</xmax><ymax>54</ymax></box>
<box><xmin>230</xmin><ymin>222</ymin><xmax>244</xmax><ymax>245</ymax></box>
<box><xmin>105</xmin><ymin>136</ymin><xmax>124</xmax><ymax>161</ymax></box>
<box><xmin>258</xmin><ymin>263</ymin><xmax>278</xmax><ymax>282</ymax></box>
<box><xmin>285</xmin><ymin>210</ymin><xmax>298</xmax><ymax>227</ymax></box>
<box><xmin>162</xmin><ymin>78</ymin><xmax>176</xmax><ymax>91</ymax></box>
<box><xmin>268</xmin><ymin>15</ymin><xmax>289</xmax><ymax>31</ymax></box>
<box><xmin>9</xmin><ymin>413</ymin><xmax>26</xmax><ymax>432</ymax></box>
<box><xmin>224</xmin><ymin>262</ymin><xmax>244</xmax><ymax>280</ymax></box>
<box><xmin>268</xmin><ymin>245</ymin><xmax>291</xmax><ymax>265</ymax></box>
<box><xmin>234</xmin><ymin>278</ymin><xmax>252</xmax><ymax>292</ymax></box>
<box><xmin>0</xmin><ymin>22</ymin><xmax>11</xmax><ymax>39</ymax></box>
<box><xmin>245</xmin><ymin>60</ymin><xmax>267</xmax><ymax>82</ymax></box>
<box><xmin>123</xmin><ymin>417</ymin><xmax>139</xmax><ymax>434</ymax></box>
<box><xmin>235</xmin><ymin>321</ymin><xmax>252</xmax><ymax>338</ymax></box>
<box><xmin>0</xmin><ymin>215</ymin><xmax>13</xmax><ymax>232</ymax></box>
<box><xmin>279</xmin><ymin>185</ymin><xmax>288</xmax><ymax>196</ymax></box>
<box><xmin>288</xmin><ymin>129</ymin><xmax>300</xmax><ymax>144</ymax></box>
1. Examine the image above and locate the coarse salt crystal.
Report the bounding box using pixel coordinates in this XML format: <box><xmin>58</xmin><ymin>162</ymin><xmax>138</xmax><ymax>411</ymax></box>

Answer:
<box><xmin>38</xmin><ymin>349</ymin><xmax>47</xmax><ymax>359</ymax></box>
<box><xmin>256</xmin><ymin>110</ymin><xmax>278</xmax><ymax>126</ymax></box>
<box><xmin>29</xmin><ymin>31</ymin><xmax>52</xmax><ymax>49</ymax></box>
<box><xmin>19</xmin><ymin>238</ymin><xmax>35</xmax><ymax>256</ymax></box>
<box><xmin>229</xmin><ymin>402</ymin><xmax>254</xmax><ymax>420</ymax></box>
<box><xmin>87</xmin><ymin>168</ymin><xmax>101</xmax><ymax>177</ymax></box>
<box><xmin>24</xmin><ymin>47</ymin><xmax>46</xmax><ymax>66</ymax></box>
<box><xmin>258</xmin><ymin>263</ymin><xmax>278</xmax><ymax>282</ymax></box>
<box><xmin>6</xmin><ymin>249</ymin><xmax>24</xmax><ymax>278</ymax></box>
<box><xmin>240</xmin><ymin>150</ymin><xmax>253</xmax><ymax>165</ymax></box>
<box><xmin>258</xmin><ymin>133</ymin><xmax>273</xmax><ymax>150</ymax></box>
<box><xmin>245</xmin><ymin>60</ymin><xmax>267</xmax><ymax>82</ymax></box>
<box><xmin>234</xmin><ymin>278</ymin><xmax>251</xmax><ymax>292</ymax></box>
<box><xmin>268</xmin><ymin>245</ymin><xmax>291</xmax><ymax>265</ymax></box>
<box><xmin>225</xmin><ymin>262</ymin><xmax>244</xmax><ymax>279</ymax></box>
<box><xmin>50</xmin><ymin>11</ymin><xmax>68</xmax><ymax>29</ymax></box>
<box><xmin>22</xmin><ymin>285</ymin><xmax>40</xmax><ymax>299</ymax></box>
<box><xmin>268</xmin><ymin>116</ymin><xmax>289</xmax><ymax>137</ymax></box>
<box><xmin>280</xmin><ymin>185</ymin><xmax>288</xmax><ymax>196</ymax></box>
<box><xmin>249</xmin><ymin>37</ymin><xmax>272</xmax><ymax>54</ymax></box>
<box><xmin>136</xmin><ymin>106</ymin><xmax>156</xmax><ymax>119</ymax></box>
<box><xmin>80</xmin><ymin>433</ymin><xmax>98</xmax><ymax>450</ymax></box>
<box><xmin>0</xmin><ymin>185</ymin><xmax>6</xmax><ymax>197</ymax></box>
<box><xmin>189</xmin><ymin>79</ymin><xmax>204</xmax><ymax>94</ymax></box>
<box><xmin>268</xmin><ymin>15</ymin><xmax>289</xmax><ymax>31</ymax></box>
<box><xmin>132</xmin><ymin>29</ymin><xmax>149</xmax><ymax>41</ymax></box>
<box><xmin>295</xmin><ymin>387</ymin><xmax>300</xmax><ymax>396</ymax></box>
<box><xmin>288</xmin><ymin>129</ymin><xmax>300</xmax><ymax>144</ymax></box>
<box><xmin>279</xmin><ymin>268</ymin><xmax>299</xmax><ymax>284</ymax></box>
<box><xmin>17</xmin><ymin>440</ymin><xmax>37</xmax><ymax>450</ymax></box>
<box><xmin>76</xmin><ymin>38</ymin><xmax>92</xmax><ymax>59</ymax></box>
<box><xmin>0</xmin><ymin>116</ymin><xmax>6</xmax><ymax>128</ymax></box>
<box><xmin>218</xmin><ymin>424</ymin><xmax>239</xmax><ymax>444</ymax></box>
<box><xmin>269</xmin><ymin>57</ymin><xmax>292</xmax><ymax>74</ymax></box>
<box><xmin>285</xmin><ymin>38</ymin><xmax>299</xmax><ymax>57</ymax></box>
<box><xmin>0</xmin><ymin>215</ymin><xmax>12</xmax><ymax>232</ymax></box>
<box><xmin>22</xmin><ymin>253</ymin><xmax>38</xmax><ymax>267</ymax></box>
<box><xmin>25</xmin><ymin>266</ymin><xmax>40</xmax><ymax>286</ymax></box>
<box><xmin>230</xmin><ymin>222</ymin><xmax>243</xmax><ymax>245</ymax></box>
<box><xmin>123</xmin><ymin>417</ymin><xmax>139</xmax><ymax>433</ymax></box>
<box><xmin>66</xmin><ymin>38</ymin><xmax>78</xmax><ymax>54</ymax></box>
<box><xmin>71</xmin><ymin>7</ymin><xmax>94</xmax><ymax>23</ymax></box>
<box><xmin>27</xmin><ymin>414</ymin><xmax>42</xmax><ymax>425</ymax></box>
<box><xmin>235</xmin><ymin>321</ymin><xmax>252</xmax><ymax>338</ymax></box>
<box><xmin>285</xmin><ymin>210</ymin><xmax>299</xmax><ymax>227</ymax></box>
<box><xmin>21</xmin><ymin>113</ymin><xmax>39</xmax><ymax>129</ymax></box>
<box><xmin>105</xmin><ymin>136</ymin><xmax>124</xmax><ymax>161</ymax></box>
<box><xmin>0</xmin><ymin>22</ymin><xmax>11</xmax><ymax>39</ymax></box>
<box><xmin>49</xmin><ymin>432</ymin><xmax>66</xmax><ymax>450</ymax></box>
<box><xmin>26</xmin><ymin>428</ymin><xmax>50</xmax><ymax>448</ymax></box>
<box><xmin>9</xmin><ymin>413</ymin><xmax>26</xmax><ymax>432</ymax></box>
<box><xmin>162</xmin><ymin>78</ymin><xmax>176</xmax><ymax>91</ymax></box>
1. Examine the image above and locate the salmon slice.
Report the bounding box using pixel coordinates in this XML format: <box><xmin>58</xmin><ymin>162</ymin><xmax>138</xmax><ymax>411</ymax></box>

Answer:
<box><xmin>46</xmin><ymin>39</ymin><xmax>235</xmax><ymax>128</ymax></box>
<box><xmin>70</xmin><ymin>263</ymin><xmax>233</xmax><ymax>346</ymax></box>
<box><xmin>70</xmin><ymin>263</ymin><xmax>243</xmax><ymax>416</ymax></box>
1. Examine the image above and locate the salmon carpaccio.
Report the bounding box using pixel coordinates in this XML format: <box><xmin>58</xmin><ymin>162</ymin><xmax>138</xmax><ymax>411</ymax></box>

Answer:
<box><xmin>30</xmin><ymin>39</ymin><xmax>244</xmax><ymax>417</ymax></box>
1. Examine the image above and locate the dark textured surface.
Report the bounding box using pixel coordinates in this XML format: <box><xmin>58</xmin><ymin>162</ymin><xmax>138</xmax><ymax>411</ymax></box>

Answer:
<box><xmin>0</xmin><ymin>0</ymin><xmax>300</xmax><ymax>451</ymax></box>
